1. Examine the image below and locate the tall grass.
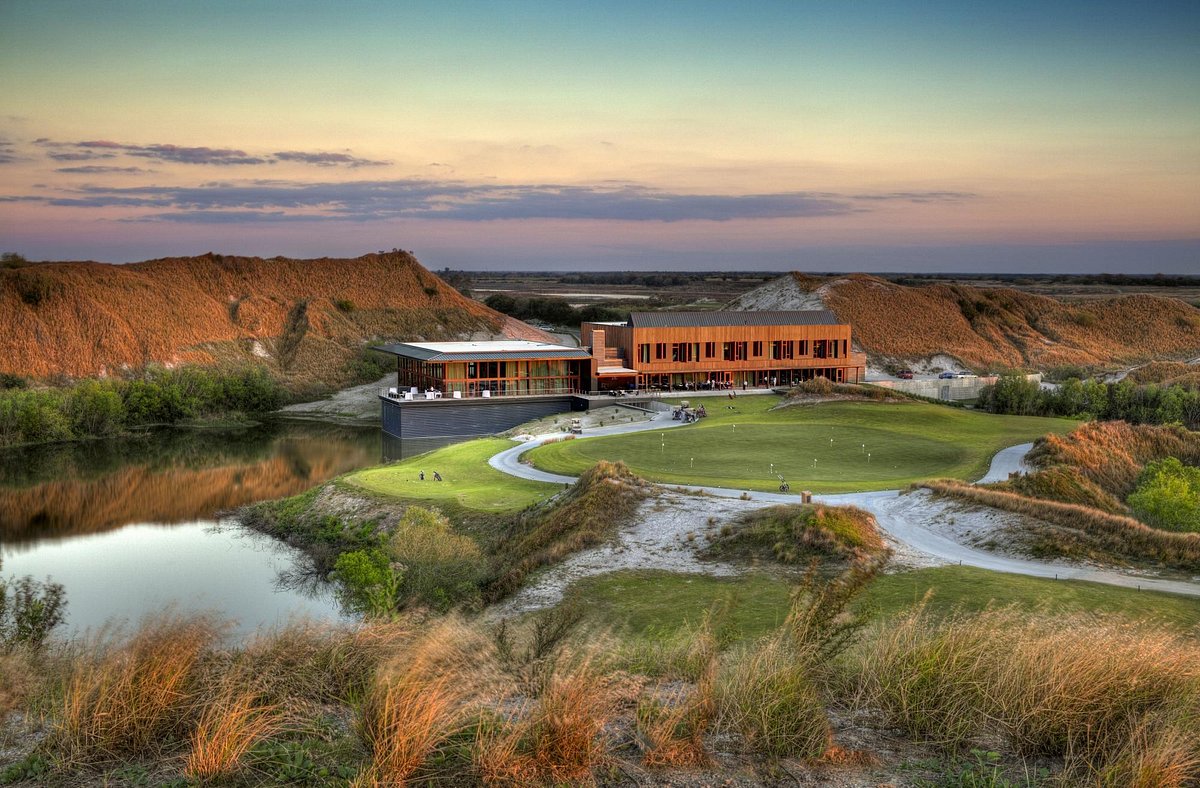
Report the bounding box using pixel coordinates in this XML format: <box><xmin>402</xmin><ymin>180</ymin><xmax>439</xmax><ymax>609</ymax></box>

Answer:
<box><xmin>185</xmin><ymin>683</ymin><xmax>281</xmax><ymax>779</ymax></box>
<box><xmin>716</xmin><ymin>635</ymin><xmax>831</xmax><ymax>759</ymax></box>
<box><xmin>48</xmin><ymin>615</ymin><xmax>221</xmax><ymax>763</ymax></box>
<box><xmin>473</xmin><ymin>654</ymin><xmax>621</xmax><ymax>784</ymax></box>
<box><xmin>356</xmin><ymin>618</ymin><xmax>492</xmax><ymax>786</ymax></box>
<box><xmin>853</xmin><ymin>608</ymin><xmax>1200</xmax><ymax>783</ymax></box>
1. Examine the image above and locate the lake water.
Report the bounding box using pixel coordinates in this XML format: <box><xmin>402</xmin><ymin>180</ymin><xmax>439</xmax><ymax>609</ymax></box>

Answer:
<box><xmin>0</xmin><ymin>421</ymin><xmax>392</xmax><ymax>639</ymax></box>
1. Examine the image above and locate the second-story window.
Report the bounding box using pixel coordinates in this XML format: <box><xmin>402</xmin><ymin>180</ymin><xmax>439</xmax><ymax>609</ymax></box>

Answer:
<box><xmin>752</xmin><ymin>341</ymin><xmax>763</xmax><ymax>357</ymax></box>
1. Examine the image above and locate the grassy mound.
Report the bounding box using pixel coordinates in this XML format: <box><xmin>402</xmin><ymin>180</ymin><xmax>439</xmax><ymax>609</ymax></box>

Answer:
<box><xmin>924</xmin><ymin>478</ymin><xmax>1200</xmax><ymax>571</ymax></box>
<box><xmin>487</xmin><ymin>460</ymin><xmax>652</xmax><ymax>600</ymax></box>
<box><xmin>1023</xmin><ymin>421</ymin><xmax>1200</xmax><ymax>499</ymax></box>
<box><xmin>529</xmin><ymin>397</ymin><xmax>1074</xmax><ymax>493</ymax></box>
<box><xmin>705</xmin><ymin>504</ymin><xmax>887</xmax><ymax>565</ymax></box>
<box><xmin>929</xmin><ymin>421</ymin><xmax>1200</xmax><ymax>566</ymax></box>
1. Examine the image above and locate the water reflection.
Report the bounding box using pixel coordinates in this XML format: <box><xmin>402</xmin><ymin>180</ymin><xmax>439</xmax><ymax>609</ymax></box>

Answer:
<box><xmin>0</xmin><ymin>421</ymin><xmax>379</xmax><ymax>547</ymax></box>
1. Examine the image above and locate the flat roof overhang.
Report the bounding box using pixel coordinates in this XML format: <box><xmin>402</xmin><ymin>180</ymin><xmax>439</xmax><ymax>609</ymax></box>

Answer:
<box><xmin>596</xmin><ymin>366</ymin><xmax>638</xmax><ymax>376</ymax></box>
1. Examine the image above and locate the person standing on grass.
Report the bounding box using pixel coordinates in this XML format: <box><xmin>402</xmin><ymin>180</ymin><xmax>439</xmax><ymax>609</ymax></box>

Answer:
<box><xmin>419</xmin><ymin>471</ymin><xmax>425</xmax><ymax>481</ymax></box>
<box><xmin>433</xmin><ymin>471</ymin><xmax>442</xmax><ymax>481</ymax></box>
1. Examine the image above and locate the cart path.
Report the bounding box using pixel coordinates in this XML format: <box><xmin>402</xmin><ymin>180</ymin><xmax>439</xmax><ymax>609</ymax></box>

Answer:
<box><xmin>490</xmin><ymin>416</ymin><xmax>1200</xmax><ymax>599</ymax></box>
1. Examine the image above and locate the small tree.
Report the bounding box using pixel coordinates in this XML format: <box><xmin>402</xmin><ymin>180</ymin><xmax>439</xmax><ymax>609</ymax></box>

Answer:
<box><xmin>0</xmin><ymin>559</ymin><xmax>67</xmax><ymax>650</ymax></box>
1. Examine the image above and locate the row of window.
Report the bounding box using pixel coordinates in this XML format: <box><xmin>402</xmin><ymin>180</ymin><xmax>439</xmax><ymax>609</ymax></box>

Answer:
<box><xmin>636</xmin><ymin>339</ymin><xmax>844</xmax><ymax>363</ymax></box>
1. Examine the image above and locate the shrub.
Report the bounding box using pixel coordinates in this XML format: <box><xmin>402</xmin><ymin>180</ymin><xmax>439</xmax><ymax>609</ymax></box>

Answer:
<box><xmin>333</xmin><ymin>298</ymin><xmax>356</xmax><ymax>313</ymax></box>
<box><xmin>0</xmin><ymin>559</ymin><xmax>67</xmax><ymax>651</ymax></box>
<box><xmin>387</xmin><ymin>506</ymin><xmax>487</xmax><ymax>610</ymax></box>
<box><xmin>1128</xmin><ymin>457</ymin><xmax>1200</xmax><ymax>532</ymax></box>
<box><xmin>332</xmin><ymin>548</ymin><xmax>403</xmax><ymax>619</ymax></box>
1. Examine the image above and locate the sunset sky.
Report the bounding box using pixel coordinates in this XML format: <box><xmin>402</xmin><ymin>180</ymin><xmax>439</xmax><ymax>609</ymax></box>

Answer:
<box><xmin>1</xmin><ymin>0</ymin><xmax>1197</xmax><ymax>271</ymax></box>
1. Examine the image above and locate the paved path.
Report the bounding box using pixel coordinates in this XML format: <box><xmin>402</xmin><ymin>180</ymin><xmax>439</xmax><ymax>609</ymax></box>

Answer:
<box><xmin>490</xmin><ymin>415</ymin><xmax>1200</xmax><ymax>598</ymax></box>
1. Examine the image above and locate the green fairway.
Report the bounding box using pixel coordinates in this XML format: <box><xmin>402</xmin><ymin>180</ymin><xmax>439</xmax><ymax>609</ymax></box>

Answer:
<box><xmin>529</xmin><ymin>396</ymin><xmax>1075</xmax><ymax>493</ymax></box>
<box><xmin>567</xmin><ymin>567</ymin><xmax>1200</xmax><ymax>642</ymax></box>
<box><xmin>347</xmin><ymin>437</ymin><xmax>557</xmax><ymax>513</ymax></box>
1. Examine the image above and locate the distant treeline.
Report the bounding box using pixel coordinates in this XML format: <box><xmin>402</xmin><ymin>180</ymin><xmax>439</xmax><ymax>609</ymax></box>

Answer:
<box><xmin>894</xmin><ymin>272</ymin><xmax>1200</xmax><ymax>288</ymax></box>
<box><xmin>482</xmin><ymin>294</ymin><xmax>625</xmax><ymax>327</ymax></box>
<box><xmin>0</xmin><ymin>366</ymin><xmax>285</xmax><ymax>448</ymax></box>
<box><xmin>978</xmin><ymin>375</ymin><xmax>1200</xmax><ymax>429</ymax></box>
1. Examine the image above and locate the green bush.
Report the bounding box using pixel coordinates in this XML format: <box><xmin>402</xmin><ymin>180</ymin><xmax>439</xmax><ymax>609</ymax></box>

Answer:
<box><xmin>1128</xmin><ymin>457</ymin><xmax>1200</xmax><ymax>532</ymax></box>
<box><xmin>387</xmin><ymin>507</ymin><xmax>487</xmax><ymax>611</ymax></box>
<box><xmin>331</xmin><ymin>548</ymin><xmax>403</xmax><ymax>619</ymax></box>
<box><xmin>0</xmin><ymin>559</ymin><xmax>67</xmax><ymax>651</ymax></box>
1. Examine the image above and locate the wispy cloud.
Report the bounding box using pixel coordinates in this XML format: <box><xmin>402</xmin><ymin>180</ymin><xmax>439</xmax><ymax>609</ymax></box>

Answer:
<box><xmin>15</xmin><ymin>178</ymin><xmax>975</xmax><ymax>223</ymax></box>
<box><xmin>273</xmin><ymin>150</ymin><xmax>389</xmax><ymax>167</ymax></box>
<box><xmin>34</xmin><ymin>137</ymin><xmax>388</xmax><ymax>168</ymax></box>
<box><xmin>76</xmin><ymin>140</ymin><xmax>269</xmax><ymax>165</ymax></box>
<box><xmin>55</xmin><ymin>165</ymin><xmax>152</xmax><ymax>174</ymax></box>
<box><xmin>0</xmin><ymin>140</ymin><xmax>18</xmax><ymax>164</ymax></box>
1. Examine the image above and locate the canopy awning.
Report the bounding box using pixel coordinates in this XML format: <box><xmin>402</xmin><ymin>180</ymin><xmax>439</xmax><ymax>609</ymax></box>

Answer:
<box><xmin>597</xmin><ymin>366</ymin><xmax>638</xmax><ymax>376</ymax></box>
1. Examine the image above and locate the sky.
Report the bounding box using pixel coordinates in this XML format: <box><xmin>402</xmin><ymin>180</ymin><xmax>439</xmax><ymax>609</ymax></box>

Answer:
<box><xmin>0</xmin><ymin>0</ymin><xmax>1197</xmax><ymax>272</ymax></box>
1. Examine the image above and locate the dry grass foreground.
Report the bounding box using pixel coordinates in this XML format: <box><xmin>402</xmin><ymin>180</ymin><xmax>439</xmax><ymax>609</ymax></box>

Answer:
<box><xmin>744</xmin><ymin>272</ymin><xmax>1200</xmax><ymax>370</ymax></box>
<box><xmin>0</xmin><ymin>252</ymin><xmax>551</xmax><ymax>385</ymax></box>
<box><xmin>4</xmin><ymin>580</ymin><xmax>1199</xmax><ymax>786</ymax></box>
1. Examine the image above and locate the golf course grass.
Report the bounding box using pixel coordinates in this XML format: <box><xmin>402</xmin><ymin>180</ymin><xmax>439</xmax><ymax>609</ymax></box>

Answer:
<box><xmin>347</xmin><ymin>437</ymin><xmax>557</xmax><ymax>513</ymax></box>
<box><xmin>567</xmin><ymin>566</ymin><xmax>1200</xmax><ymax>642</ymax></box>
<box><xmin>529</xmin><ymin>396</ymin><xmax>1076</xmax><ymax>493</ymax></box>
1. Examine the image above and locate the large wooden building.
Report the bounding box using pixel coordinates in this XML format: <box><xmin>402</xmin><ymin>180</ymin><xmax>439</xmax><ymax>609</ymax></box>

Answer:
<box><xmin>373</xmin><ymin>311</ymin><xmax>866</xmax><ymax>440</ymax></box>
<box><xmin>582</xmin><ymin>310</ymin><xmax>866</xmax><ymax>391</ymax></box>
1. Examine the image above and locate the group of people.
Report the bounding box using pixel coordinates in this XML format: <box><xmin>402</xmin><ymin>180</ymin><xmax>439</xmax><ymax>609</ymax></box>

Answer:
<box><xmin>672</xmin><ymin>404</ymin><xmax>707</xmax><ymax>423</ymax></box>
<box><xmin>417</xmin><ymin>470</ymin><xmax>443</xmax><ymax>482</ymax></box>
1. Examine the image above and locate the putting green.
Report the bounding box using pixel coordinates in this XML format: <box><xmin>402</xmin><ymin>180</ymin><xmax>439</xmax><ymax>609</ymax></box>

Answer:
<box><xmin>347</xmin><ymin>438</ymin><xmax>557</xmax><ymax>513</ymax></box>
<box><xmin>528</xmin><ymin>396</ymin><xmax>1075</xmax><ymax>493</ymax></box>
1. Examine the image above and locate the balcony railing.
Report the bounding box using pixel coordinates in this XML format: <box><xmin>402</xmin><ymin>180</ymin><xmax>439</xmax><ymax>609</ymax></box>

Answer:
<box><xmin>381</xmin><ymin>386</ymin><xmax>582</xmax><ymax>401</ymax></box>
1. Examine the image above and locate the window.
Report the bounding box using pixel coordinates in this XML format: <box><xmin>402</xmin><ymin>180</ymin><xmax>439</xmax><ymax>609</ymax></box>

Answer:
<box><xmin>655</xmin><ymin>343</ymin><xmax>667</xmax><ymax>360</ymax></box>
<box><xmin>797</xmin><ymin>340</ymin><xmax>809</xmax><ymax>356</ymax></box>
<box><xmin>770</xmin><ymin>340</ymin><xmax>793</xmax><ymax>360</ymax></box>
<box><xmin>704</xmin><ymin>342</ymin><xmax>716</xmax><ymax>358</ymax></box>
<box><xmin>752</xmin><ymin>341</ymin><xmax>763</xmax><ymax>357</ymax></box>
<box><xmin>672</xmin><ymin>342</ymin><xmax>698</xmax><ymax>363</ymax></box>
<box><xmin>638</xmin><ymin>344</ymin><xmax>651</xmax><ymax>364</ymax></box>
<box><xmin>724</xmin><ymin>342</ymin><xmax>747</xmax><ymax>361</ymax></box>
<box><xmin>814</xmin><ymin>340</ymin><xmax>828</xmax><ymax>359</ymax></box>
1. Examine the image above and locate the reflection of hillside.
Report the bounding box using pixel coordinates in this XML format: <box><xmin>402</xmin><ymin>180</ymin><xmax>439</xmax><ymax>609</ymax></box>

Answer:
<box><xmin>0</xmin><ymin>427</ymin><xmax>378</xmax><ymax>545</ymax></box>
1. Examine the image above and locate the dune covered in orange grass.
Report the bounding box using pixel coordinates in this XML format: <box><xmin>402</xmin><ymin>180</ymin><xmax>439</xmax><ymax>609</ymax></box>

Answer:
<box><xmin>733</xmin><ymin>273</ymin><xmax>1200</xmax><ymax>371</ymax></box>
<box><xmin>0</xmin><ymin>252</ymin><xmax>548</xmax><ymax>386</ymax></box>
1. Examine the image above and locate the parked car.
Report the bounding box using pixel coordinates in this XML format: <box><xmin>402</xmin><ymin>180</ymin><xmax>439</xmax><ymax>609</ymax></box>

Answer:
<box><xmin>954</xmin><ymin>372</ymin><xmax>977</xmax><ymax>379</ymax></box>
<box><xmin>898</xmin><ymin>369</ymin><xmax>915</xmax><ymax>379</ymax></box>
<box><xmin>938</xmin><ymin>371</ymin><xmax>955</xmax><ymax>379</ymax></box>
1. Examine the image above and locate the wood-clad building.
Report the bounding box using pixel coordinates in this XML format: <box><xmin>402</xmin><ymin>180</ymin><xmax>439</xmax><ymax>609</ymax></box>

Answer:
<box><xmin>581</xmin><ymin>310</ymin><xmax>867</xmax><ymax>391</ymax></box>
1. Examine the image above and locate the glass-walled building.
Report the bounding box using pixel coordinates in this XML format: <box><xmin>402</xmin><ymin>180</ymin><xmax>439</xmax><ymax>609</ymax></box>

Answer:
<box><xmin>373</xmin><ymin>341</ymin><xmax>592</xmax><ymax>397</ymax></box>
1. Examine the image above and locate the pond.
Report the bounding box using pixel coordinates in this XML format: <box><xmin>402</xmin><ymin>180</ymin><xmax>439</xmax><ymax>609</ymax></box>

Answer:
<box><xmin>0</xmin><ymin>420</ymin><xmax>395</xmax><ymax>639</ymax></box>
